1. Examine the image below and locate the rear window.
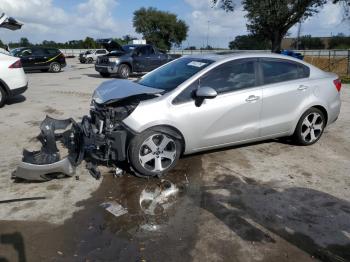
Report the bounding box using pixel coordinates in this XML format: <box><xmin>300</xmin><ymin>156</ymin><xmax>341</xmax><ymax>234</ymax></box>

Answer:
<box><xmin>46</xmin><ymin>48</ymin><xmax>60</xmax><ymax>55</ymax></box>
<box><xmin>261</xmin><ymin>58</ymin><xmax>310</xmax><ymax>85</ymax></box>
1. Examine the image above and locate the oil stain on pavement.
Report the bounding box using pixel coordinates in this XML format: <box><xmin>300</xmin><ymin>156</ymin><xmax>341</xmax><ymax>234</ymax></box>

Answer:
<box><xmin>0</xmin><ymin>156</ymin><xmax>203</xmax><ymax>262</ymax></box>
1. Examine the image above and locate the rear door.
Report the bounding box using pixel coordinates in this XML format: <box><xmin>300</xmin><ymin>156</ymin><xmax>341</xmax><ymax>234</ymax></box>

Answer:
<box><xmin>31</xmin><ymin>48</ymin><xmax>49</xmax><ymax>68</ymax></box>
<box><xmin>172</xmin><ymin>58</ymin><xmax>262</xmax><ymax>151</ymax></box>
<box><xmin>259</xmin><ymin>58</ymin><xmax>311</xmax><ymax>137</ymax></box>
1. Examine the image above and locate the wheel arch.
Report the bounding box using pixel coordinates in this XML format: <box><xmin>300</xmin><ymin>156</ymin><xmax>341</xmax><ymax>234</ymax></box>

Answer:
<box><xmin>293</xmin><ymin>104</ymin><xmax>329</xmax><ymax>135</ymax></box>
<box><xmin>312</xmin><ymin>105</ymin><xmax>328</xmax><ymax>126</ymax></box>
<box><xmin>119</xmin><ymin>62</ymin><xmax>133</xmax><ymax>72</ymax></box>
<box><xmin>0</xmin><ymin>78</ymin><xmax>10</xmax><ymax>96</ymax></box>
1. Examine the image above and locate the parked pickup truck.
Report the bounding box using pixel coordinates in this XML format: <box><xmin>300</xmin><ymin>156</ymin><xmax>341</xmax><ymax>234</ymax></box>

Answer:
<box><xmin>95</xmin><ymin>40</ymin><xmax>176</xmax><ymax>78</ymax></box>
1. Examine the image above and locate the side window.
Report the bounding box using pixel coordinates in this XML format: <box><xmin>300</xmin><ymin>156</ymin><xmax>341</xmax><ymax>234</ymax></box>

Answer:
<box><xmin>260</xmin><ymin>59</ymin><xmax>309</xmax><ymax>85</ymax></box>
<box><xmin>46</xmin><ymin>49</ymin><xmax>59</xmax><ymax>55</ymax></box>
<box><xmin>32</xmin><ymin>48</ymin><xmax>45</xmax><ymax>56</ymax></box>
<box><xmin>146</xmin><ymin>46</ymin><xmax>155</xmax><ymax>55</ymax></box>
<box><xmin>137</xmin><ymin>46</ymin><xmax>148</xmax><ymax>56</ymax></box>
<box><xmin>20</xmin><ymin>49</ymin><xmax>32</xmax><ymax>56</ymax></box>
<box><xmin>172</xmin><ymin>81</ymin><xmax>198</xmax><ymax>105</ymax></box>
<box><xmin>96</xmin><ymin>50</ymin><xmax>106</xmax><ymax>54</ymax></box>
<box><xmin>200</xmin><ymin>59</ymin><xmax>257</xmax><ymax>94</ymax></box>
<box><xmin>298</xmin><ymin>64</ymin><xmax>310</xmax><ymax>78</ymax></box>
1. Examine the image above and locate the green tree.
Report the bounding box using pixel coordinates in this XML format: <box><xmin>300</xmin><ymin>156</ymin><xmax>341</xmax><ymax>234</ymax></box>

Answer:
<box><xmin>83</xmin><ymin>37</ymin><xmax>96</xmax><ymax>49</ymax></box>
<box><xmin>229</xmin><ymin>34</ymin><xmax>270</xmax><ymax>50</ymax></box>
<box><xmin>19</xmin><ymin>37</ymin><xmax>31</xmax><ymax>47</ymax></box>
<box><xmin>133</xmin><ymin>7</ymin><xmax>188</xmax><ymax>50</ymax></box>
<box><xmin>213</xmin><ymin>0</ymin><xmax>343</xmax><ymax>53</ymax></box>
<box><xmin>328</xmin><ymin>33</ymin><xmax>350</xmax><ymax>49</ymax></box>
<box><xmin>292</xmin><ymin>35</ymin><xmax>325</xmax><ymax>49</ymax></box>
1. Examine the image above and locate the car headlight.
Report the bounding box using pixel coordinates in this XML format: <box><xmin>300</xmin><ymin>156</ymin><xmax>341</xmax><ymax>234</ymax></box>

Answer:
<box><xmin>92</xmin><ymin>90</ymin><xmax>103</xmax><ymax>104</ymax></box>
<box><xmin>109</xmin><ymin>57</ymin><xmax>119</xmax><ymax>63</ymax></box>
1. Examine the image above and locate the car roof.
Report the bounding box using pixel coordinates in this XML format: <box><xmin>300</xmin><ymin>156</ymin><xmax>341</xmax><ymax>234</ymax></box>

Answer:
<box><xmin>186</xmin><ymin>52</ymin><xmax>308</xmax><ymax>63</ymax></box>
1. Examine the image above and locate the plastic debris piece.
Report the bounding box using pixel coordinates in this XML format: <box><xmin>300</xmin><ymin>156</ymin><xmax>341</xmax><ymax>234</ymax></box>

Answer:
<box><xmin>100</xmin><ymin>201</ymin><xmax>128</xmax><ymax>217</ymax></box>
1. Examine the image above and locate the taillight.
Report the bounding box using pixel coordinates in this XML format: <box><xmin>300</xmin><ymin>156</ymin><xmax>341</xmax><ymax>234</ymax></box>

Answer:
<box><xmin>59</xmin><ymin>53</ymin><xmax>65</xmax><ymax>58</ymax></box>
<box><xmin>9</xmin><ymin>59</ymin><xmax>22</xmax><ymax>69</ymax></box>
<box><xmin>333</xmin><ymin>79</ymin><xmax>342</xmax><ymax>92</ymax></box>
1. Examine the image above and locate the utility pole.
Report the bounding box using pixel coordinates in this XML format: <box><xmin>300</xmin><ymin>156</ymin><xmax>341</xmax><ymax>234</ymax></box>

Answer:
<box><xmin>296</xmin><ymin>22</ymin><xmax>302</xmax><ymax>50</ymax></box>
<box><xmin>206</xmin><ymin>20</ymin><xmax>210</xmax><ymax>49</ymax></box>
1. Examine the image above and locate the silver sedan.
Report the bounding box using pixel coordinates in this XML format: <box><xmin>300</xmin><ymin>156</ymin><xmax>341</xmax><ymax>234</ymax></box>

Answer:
<box><xmin>93</xmin><ymin>53</ymin><xmax>341</xmax><ymax>177</ymax></box>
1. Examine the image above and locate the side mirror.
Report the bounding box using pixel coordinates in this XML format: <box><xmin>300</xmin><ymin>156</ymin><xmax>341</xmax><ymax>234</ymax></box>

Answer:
<box><xmin>195</xmin><ymin>86</ymin><xmax>217</xmax><ymax>99</ymax></box>
<box><xmin>195</xmin><ymin>86</ymin><xmax>217</xmax><ymax>107</ymax></box>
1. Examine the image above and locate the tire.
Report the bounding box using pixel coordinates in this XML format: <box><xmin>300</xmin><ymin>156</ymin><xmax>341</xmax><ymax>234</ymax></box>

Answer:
<box><xmin>87</xmin><ymin>57</ymin><xmax>93</xmax><ymax>64</ymax></box>
<box><xmin>128</xmin><ymin>129</ymin><xmax>182</xmax><ymax>177</ymax></box>
<box><xmin>49</xmin><ymin>62</ymin><xmax>61</xmax><ymax>73</ymax></box>
<box><xmin>0</xmin><ymin>87</ymin><xmax>6</xmax><ymax>108</ymax></box>
<box><xmin>100</xmin><ymin>72</ymin><xmax>110</xmax><ymax>78</ymax></box>
<box><xmin>293</xmin><ymin>107</ymin><xmax>326</xmax><ymax>145</ymax></box>
<box><xmin>118</xmin><ymin>64</ymin><xmax>131</xmax><ymax>79</ymax></box>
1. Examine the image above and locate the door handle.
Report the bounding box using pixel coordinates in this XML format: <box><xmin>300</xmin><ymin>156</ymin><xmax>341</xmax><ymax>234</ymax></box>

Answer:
<box><xmin>298</xmin><ymin>85</ymin><xmax>309</xmax><ymax>91</ymax></box>
<box><xmin>246</xmin><ymin>95</ymin><xmax>260</xmax><ymax>102</ymax></box>
<box><xmin>28</xmin><ymin>57</ymin><xmax>34</xmax><ymax>60</ymax></box>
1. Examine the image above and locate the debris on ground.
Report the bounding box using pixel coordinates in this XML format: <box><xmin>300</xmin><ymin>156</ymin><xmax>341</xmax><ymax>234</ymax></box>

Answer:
<box><xmin>100</xmin><ymin>201</ymin><xmax>128</xmax><ymax>217</ymax></box>
<box><xmin>139</xmin><ymin>180</ymin><xmax>179</xmax><ymax>216</ymax></box>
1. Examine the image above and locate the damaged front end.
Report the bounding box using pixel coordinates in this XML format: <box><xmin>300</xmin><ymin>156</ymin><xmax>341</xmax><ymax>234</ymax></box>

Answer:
<box><xmin>13</xmin><ymin>80</ymin><xmax>162</xmax><ymax>181</ymax></box>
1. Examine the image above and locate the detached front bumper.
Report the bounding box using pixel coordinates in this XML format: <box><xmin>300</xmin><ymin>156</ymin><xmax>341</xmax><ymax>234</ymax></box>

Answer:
<box><xmin>13</xmin><ymin>116</ymin><xmax>84</xmax><ymax>181</ymax></box>
<box><xmin>13</xmin><ymin>115</ymin><xmax>130</xmax><ymax>181</ymax></box>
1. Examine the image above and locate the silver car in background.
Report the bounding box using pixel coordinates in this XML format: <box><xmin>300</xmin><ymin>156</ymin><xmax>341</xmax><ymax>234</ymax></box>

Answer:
<box><xmin>90</xmin><ymin>53</ymin><xmax>342</xmax><ymax>177</ymax></box>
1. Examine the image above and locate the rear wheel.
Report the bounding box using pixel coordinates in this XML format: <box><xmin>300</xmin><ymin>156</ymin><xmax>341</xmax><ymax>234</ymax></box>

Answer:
<box><xmin>49</xmin><ymin>62</ymin><xmax>61</xmax><ymax>73</ymax></box>
<box><xmin>0</xmin><ymin>87</ymin><xmax>6</xmax><ymax>108</ymax></box>
<box><xmin>100</xmin><ymin>72</ymin><xmax>110</xmax><ymax>78</ymax></box>
<box><xmin>118</xmin><ymin>64</ymin><xmax>130</xmax><ymax>79</ymax></box>
<box><xmin>128</xmin><ymin>129</ymin><xmax>182</xmax><ymax>177</ymax></box>
<box><xmin>293</xmin><ymin>107</ymin><xmax>326</xmax><ymax>145</ymax></box>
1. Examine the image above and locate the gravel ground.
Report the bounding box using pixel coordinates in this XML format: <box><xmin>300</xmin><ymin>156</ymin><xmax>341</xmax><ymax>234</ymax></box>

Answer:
<box><xmin>0</xmin><ymin>59</ymin><xmax>349</xmax><ymax>262</ymax></box>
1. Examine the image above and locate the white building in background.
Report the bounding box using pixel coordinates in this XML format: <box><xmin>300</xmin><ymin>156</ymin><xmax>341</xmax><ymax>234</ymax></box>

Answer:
<box><xmin>130</xmin><ymin>39</ymin><xmax>147</xmax><ymax>45</ymax></box>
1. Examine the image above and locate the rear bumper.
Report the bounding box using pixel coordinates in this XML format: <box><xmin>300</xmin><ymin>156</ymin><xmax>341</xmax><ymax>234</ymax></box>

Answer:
<box><xmin>9</xmin><ymin>83</ymin><xmax>28</xmax><ymax>97</ymax></box>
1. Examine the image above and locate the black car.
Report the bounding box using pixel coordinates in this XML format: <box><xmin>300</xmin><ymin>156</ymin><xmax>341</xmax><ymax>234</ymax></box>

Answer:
<box><xmin>10</xmin><ymin>47</ymin><xmax>66</xmax><ymax>72</ymax></box>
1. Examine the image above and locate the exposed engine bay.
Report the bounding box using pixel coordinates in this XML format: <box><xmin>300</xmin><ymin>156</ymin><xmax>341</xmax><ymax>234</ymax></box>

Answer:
<box><xmin>13</xmin><ymin>85</ymin><xmax>160</xmax><ymax>181</ymax></box>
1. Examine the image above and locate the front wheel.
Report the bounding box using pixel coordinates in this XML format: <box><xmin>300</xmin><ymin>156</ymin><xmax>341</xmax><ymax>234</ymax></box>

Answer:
<box><xmin>118</xmin><ymin>64</ymin><xmax>130</xmax><ymax>79</ymax></box>
<box><xmin>293</xmin><ymin>108</ymin><xmax>326</xmax><ymax>145</ymax></box>
<box><xmin>128</xmin><ymin>129</ymin><xmax>182</xmax><ymax>177</ymax></box>
<box><xmin>87</xmin><ymin>57</ymin><xmax>93</xmax><ymax>64</ymax></box>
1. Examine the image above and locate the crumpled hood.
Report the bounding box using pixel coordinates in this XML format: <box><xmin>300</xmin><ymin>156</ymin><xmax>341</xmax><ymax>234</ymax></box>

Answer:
<box><xmin>92</xmin><ymin>79</ymin><xmax>163</xmax><ymax>104</ymax></box>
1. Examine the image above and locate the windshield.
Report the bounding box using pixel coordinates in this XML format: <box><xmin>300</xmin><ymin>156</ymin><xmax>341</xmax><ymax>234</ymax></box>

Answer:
<box><xmin>122</xmin><ymin>45</ymin><xmax>137</xmax><ymax>53</ymax></box>
<box><xmin>138</xmin><ymin>57</ymin><xmax>214</xmax><ymax>91</ymax></box>
<box><xmin>10</xmin><ymin>48</ymin><xmax>22</xmax><ymax>56</ymax></box>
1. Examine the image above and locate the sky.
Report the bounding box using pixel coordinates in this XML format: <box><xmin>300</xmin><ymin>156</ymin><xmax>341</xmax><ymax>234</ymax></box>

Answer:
<box><xmin>0</xmin><ymin>0</ymin><xmax>349</xmax><ymax>48</ymax></box>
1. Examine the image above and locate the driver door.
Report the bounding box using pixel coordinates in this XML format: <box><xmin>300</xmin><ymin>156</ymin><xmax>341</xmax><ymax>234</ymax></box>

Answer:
<box><xmin>171</xmin><ymin>58</ymin><xmax>263</xmax><ymax>152</ymax></box>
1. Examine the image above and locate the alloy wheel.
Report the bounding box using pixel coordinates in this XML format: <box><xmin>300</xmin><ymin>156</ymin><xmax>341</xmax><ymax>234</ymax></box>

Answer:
<box><xmin>138</xmin><ymin>134</ymin><xmax>177</xmax><ymax>172</ymax></box>
<box><xmin>301</xmin><ymin>112</ymin><xmax>324</xmax><ymax>143</ymax></box>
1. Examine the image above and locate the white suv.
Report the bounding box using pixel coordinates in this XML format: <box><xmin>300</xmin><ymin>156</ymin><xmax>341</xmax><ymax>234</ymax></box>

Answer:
<box><xmin>80</xmin><ymin>49</ymin><xmax>108</xmax><ymax>63</ymax></box>
<box><xmin>0</xmin><ymin>53</ymin><xmax>28</xmax><ymax>107</ymax></box>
